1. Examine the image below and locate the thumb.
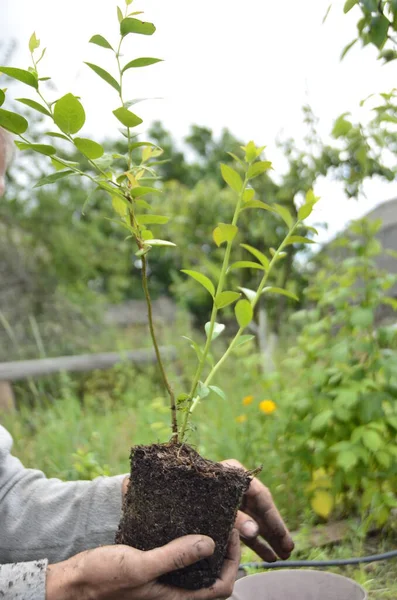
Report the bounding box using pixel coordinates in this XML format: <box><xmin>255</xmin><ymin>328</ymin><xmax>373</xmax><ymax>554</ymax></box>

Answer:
<box><xmin>143</xmin><ymin>535</ymin><xmax>215</xmax><ymax>581</ymax></box>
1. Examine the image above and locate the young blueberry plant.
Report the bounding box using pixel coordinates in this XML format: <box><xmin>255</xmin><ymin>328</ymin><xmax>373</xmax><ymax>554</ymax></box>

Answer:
<box><xmin>0</xmin><ymin>0</ymin><xmax>318</xmax><ymax>443</ymax></box>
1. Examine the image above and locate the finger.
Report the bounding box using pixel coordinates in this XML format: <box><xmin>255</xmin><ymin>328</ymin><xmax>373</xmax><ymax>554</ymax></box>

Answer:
<box><xmin>143</xmin><ymin>535</ymin><xmax>215</xmax><ymax>581</ymax></box>
<box><xmin>222</xmin><ymin>459</ymin><xmax>294</xmax><ymax>559</ymax></box>
<box><xmin>122</xmin><ymin>476</ymin><xmax>130</xmax><ymax>498</ymax></box>
<box><xmin>240</xmin><ymin>535</ymin><xmax>277</xmax><ymax>563</ymax></box>
<box><xmin>234</xmin><ymin>510</ymin><xmax>259</xmax><ymax>539</ymax></box>
<box><xmin>190</xmin><ymin>529</ymin><xmax>241</xmax><ymax>600</ymax></box>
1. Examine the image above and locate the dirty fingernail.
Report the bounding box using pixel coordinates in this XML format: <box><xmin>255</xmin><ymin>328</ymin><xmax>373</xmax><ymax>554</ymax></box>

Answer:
<box><xmin>241</xmin><ymin>520</ymin><xmax>259</xmax><ymax>538</ymax></box>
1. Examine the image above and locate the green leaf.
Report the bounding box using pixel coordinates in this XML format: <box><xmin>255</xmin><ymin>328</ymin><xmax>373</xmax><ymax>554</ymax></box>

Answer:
<box><xmin>120</xmin><ymin>18</ymin><xmax>156</xmax><ymax>36</ymax></box>
<box><xmin>341</xmin><ymin>38</ymin><xmax>358</xmax><ymax>60</ymax></box>
<box><xmin>337</xmin><ymin>450</ymin><xmax>358</xmax><ymax>471</ymax></box>
<box><xmin>29</xmin><ymin>32</ymin><xmax>40</xmax><ymax>53</ymax></box>
<box><xmin>0</xmin><ymin>89</ymin><xmax>4</xmax><ymax>107</ymax></box>
<box><xmin>370</xmin><ymin>15</ymin><xmax>389</xmax><ymax>49</ymax></box>
<box><xmin>122</xmin><ymin>57</ymin><xmax>163</xmax><ymax>72</ymax></box>
<box><xmin>117</xmin><ymin>6</ymin><xmax>123</xmax><ymax>22</ymax></box>
<box><xmin>84</xmin><ymin>63</ymin><xmax>120</xmax><ymax>93</ymax></box>
<box><xmin>144</xmin><ymin>239</ymin><xmax>176</xmax><ymax>247</ymax></box>
<box><xmin>74</xmin><ymin>137</ymin><xmax>104</xmax><ymax>159</ymax></box>
<box><xmin>351</xmin><ymin>308</ymin><xmax>374</xmax><ymax>328</ymax></box>
<box><xmin>238</xmin><ymin>287</ymin><xmax>256</xmax><ymax>303</ymax></box>
<box><xmin>311</xmin><ymin>410</ymin><xmax>333</xmax><ymax>433</ymax></box>
<box><xmin>34</xmin><ymin>169</ymin><xmax>75</xmax><ymax>188</ymax></box>
<box><xmin>197</xmin><ymin>381</ymin><xmax>210</xmax><ymax>400</ymax></box>
<box><xmin>112</xmin><ymin>195</ymin><xmax>128</xmax><ymax>217</ymax></box>
<box><xmin>15</xmin><ymin>141</ymin><xmax>56</xmax><ymax>156</ymax></box>
<box><xmin>262</xmin><ymin>287</ymin><xmax>299</xmax><ymax>301</ymax></box>
<box><xmin>130</xmin><ymin>186</ymin><xmax>161</xmax><ymax>197</ymax></box>
<box><xmin>243</xmin><ymin>188</ymin><xmax>255</xmax><ymax>203</ymax></box>
<box><xmin>46</xmin><ymin>131</ymin><xmax>69</xmax><ymax>141</ymax></box>
<box><xmin>51</xmin><ymin>157</ymin><xmax>79</xmax><ymax>171</ymax></box>
<box><xmin>0</xmin><ymin>67</ymin><xmax>38</xmax><ymax>89</ymax></box>
<box><xmin>89</xmin><ymin>35</ymin><xmax>113</xmax><ymax>50</ymax></box>
<box><xmin>274</xmin><ymin>204</ymin><xmax>293</xmax><ymax>228</ymax></box>
<box><xmin>53</xmin><ymin>93</ymin><xmax>85</xmax><ymax>135</ymax></box>
<box><xmin>244</xmin><ymin>141</ymin><xmax>257</xmax><ymax>162</ymax></box>
<box><xmin>215</xmin><ymin>291</ymin><xmax>240</xmax><ymax>309</ymax></box>
<box><xmin>247</xmin><ymin>160</ymin><xmax>272</xmax><ymax>179</ymax></box>
<box><xmin>298</xmin><ymin>203</ymin><xmax>314</xmax><ymax>220</ymax></box>
<box><xmin>0</xmin><ymin>108</ymin><xmax>28</xmax><ymax>134</ymax></box>
<box><xmin>235</xmin><ymin>299</ymin><xmax>253</xmax><ymax>328</ymax></box>
<box><xmin>205</xmin><ymin>321</ymin><xmax>225</xmax><ymax>341</ymax></box>
<box><xmin>362</xmin><ymin>430</ymin><xmax>383</xmax><ymax>452</ymax></box>
<box><xmin>234</xmin><ymin>334</ymin><xmax>255</xmax><ymax>348</ymax></box>
<box><xmin>16</xmin><ymin>97</ymin><xmax>51</xmax><ymax>117</ymax></box>
<box><xmin>241</xmin><ymin>200</ymin><xmax>275</xmax><ymax>212</ymax></box>
<box><xmin>229</xmin><ymin>261</ymin><xmax>266</xmax><ymax>271</ymax></box>
<box><xmin>332</xmin><ymin>114</ymin><xmax>353</xmax><ymax>138</ymax></box>
<box><xmin>221</xmin><ymin>163</ymin><xmax>243</xmax><ymax>193</ymax></box>
<box><xmin>344</xmin><ymin>0</ymin><xmax>358</xmax><ymax>13</ymax></box>
<box><xmin>241</xmin><ymin>243</ymin><xmax>270</xmax><ymax>269</ymax></box>
<box><xmin>182</xmin><ymin>336</ymin><xmax>204</xmax><ymax>361</ymax></box>
<box><xmin>209</xmin><ymin>385</ymin><xmax>226</xmax><ymax>401</ymax></box>
<box><xmin>213</xmin><ymin>223</ymin><xmax>238</xmax><ymax>246</ymax></box>
<box><xmin>181</xmin><ymin>270</ymin><xmax>215</xmax><ymax>297</ymax></box>
<box><xmin>113</xmin><ymin>106</ymin><xmax>143</xmax><ymax>127</ymax></box>
<box><xmin>285</xmin><ymin>236</ymin><xmax>315</xmax><ymax>246</ymax></box>
<box><xmin>137</xmin><ymin>214</ymin><xmax>169</xmax><ymax>225</ymax></box>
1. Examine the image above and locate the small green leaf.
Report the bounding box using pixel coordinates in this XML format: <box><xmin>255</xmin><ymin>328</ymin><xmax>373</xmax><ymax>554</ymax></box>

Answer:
<box><xmin>182</xmin><ymin>336</ymin><xmax>204</xmax><ymax>361</ymax></box>
<box><xmin>213</xmin><ymin>223</ymin><xmax>238</xmax><ymax>246</ymax></box>
<box><xmin>112</xmin><ymin>195</ymin><xmax>128</xmax><ymax>217</ymax></box>
<box><xmin>337</xmin><ymin>450</ymin><xmax>358</xmax><ymax>471</ymax></box>
<box><xmin>221</xmin><ymin>163</ymin><xmax>243</xmax><ymax>193</ymax></box>
<box><xmin>215</xmin><ymin>291</ymin><xmax>241</xmax><ymax>309</ymax></box>
<box><xmin>122</xmin><ymin>57</ymin><xmax>163</xmax><ymax>72</ymax></box>
<box><xmin>74</xmin><ymin>137</ymin><xmax>104</xmax><ymax>159</ymax></box>
<box><xmin>285</xmin><ymin>236</ymin><xmax>315</xmax><ymax>246</ymax></box>
<box><xmin>51</xmin><ymin>157</ymin><xmax>79</xmax><ymax>171</ymax></box>
<box><xmin>15</xmin><ymin>141</ymin><xmax>56</xmax><ymax>156</ymax></box>
<box><xmin>247</xmin><ymin>160</ymin><xmax>272</xmax><ymax>179</ymax></box>
<box><xmin>351</xmin><ymin>308</ymin><xmax>374</xmax><ymax>328</ymax></box>
<box><xmin>262</xmin><ymin>287</ymin><xmax>299</xmax><ymax>301</ymax></box>
<box><xmin>0</xmin><ymin>67</ymin><xmax>38</xmax><ymax>89</ymax></box>
<box><xmin>130</xmin><ymin>186</ymin><xmax>161</xmax><ymax>197</ymax></box>
<box><xmin>85</xmin><ymin>63</ymin><xmax>120</xmax><ymax>93</ymax></box>
<box><xmin>0</xmin><ymin>89</ymin><xmax>5</xmax><ymax>107</ymax></box>
<box><xmin>244</xmin><ymin>141</ymin><xmax>257</xmax><ymax>162</ymax></box>
<box><xmin>362</xmin><ymin>430</ymin><xmax>383</xmax><ymax>452</ymax></box>
<box><xmin>197</xmin><ymin>381</ymin><xmax>210</xmax><ymax>400</ymax></box>
<box><xmin>238</xmin><ymin>287</ymin><xmax>256</xmax><ymax>303</ymax></box>
<box><xmin>209</xmin><ymin>385</ymin><xmax>226</xmax><ymax>400</ymax></box>
<box><xmin>341</xmin><ymin>38</ymin><xmax>358</xmax><ymax>60</ymax></box>
<box><xmin>241</xmin><ymin>243</ymin><xmax>270</xmax><ymax>269</ymax></box>
<box><xmin>53</xmin><ymin>93</ymin><xmax>85</xmax><ymax>135</ymax></box>
<box><xmin>241</xmin><ymin>200</ymin><xmax>274</xmax><ymax>212</ymax></box>
<box><xmin>274</xmin><ymin>204</ymin><xmax>293</xmax><ymax>228</ymax></box>
<box><xmin>370</xmin><ymin>15</ymin><xmax>389</xmax><ymax>49</ymax></box>
<box><xmin>34</xmin><ymin>169</ymin><xmax>75</xmax><ymax>188</ymax></box>
<box><xmin>243</xmin><ymin>188</ymin><xmax>255</xmax><ymax>203</ymax></box>
<box><xmin>234</xmin><ymin>334</ymin><xmax>255</xmax><ymax>349</ymax></box>
<box><xmin>0</xmin><ymin>108</ymin><xmax>28</xmax><ymax>134</ymax></box>
<box><xmin>235</xmin><ymin>299</ymin><xmax>253</xmax><ymax>328</ymax></box>
<box><xmin>113</xmin><ymin>106</ymin><xmax>143</xmax><ymax>127</ymax></box>
<box><xmin>117</xmin><ymin>6</ymin><xmax>123</xmax><ymax>22</ymax></box>
<box><xmin>205</xmin><ymin>321</ymin><xmax>225</xmax><ymax>341</ymax></box>
<box><xmin>46</xmin><ymin>131</ymin><xmax>70</xmax><ymax>141</ymax></box>
<box><xmin>144</xmin><ymin>239</ymin><xmax>176</xmax><ymax>247</ymax></box>
<box><xmin>137</xmin><ymin>214</ymin><xmax>169</xmax><ymax>225</ymax></box>
<box><xmin>29</xmin><ymin>32</ymin><xmax>40</xmax><ymax>53</ymax></box>
<box><xmin>181</xmin><ymin>270</ymin><xmax>215</xmax><ymax>297</ymax></box>
<box><xmin>344</xmin><ymin>0</ymin><xmax>358</xmax><ymax>12</ymax></box>
<box><xmin>16</xmin><ymin>97</ymin><xmax>51</xmax><ymax>117</ymax></box>
<box><xmin>229</xmin><ymin>261</ymin><xmax>266</xmax><ymax>271</ymax></box>
<box><xmin>298</xmin><ymin>203</ymin><xmax>314</xmax><ymax>220</ymax></box>
<box><xmin>311</xmin><ymin>410</ymin><xmax>333</xmax><ymax>433</ymax></box>
<box><xmin>89</xmin><ymin>35</ymin><xmax>114</xmax><ymax>50</ymax></box>
<box><xmin>120</xmin><ymin>18</ymin><xmax>156</xmax><ymax>36</ymax></box>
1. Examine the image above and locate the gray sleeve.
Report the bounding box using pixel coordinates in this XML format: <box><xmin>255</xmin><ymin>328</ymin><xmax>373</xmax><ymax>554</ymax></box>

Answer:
<box><xmin>0</xmin><ymin>560</ymin><xmax>47</xmax><ymax>600</ymax></box>
<box><xmin>0</xmin><ymin>425</ymin><xmax>125</xmax><ymax>565</ymax></box>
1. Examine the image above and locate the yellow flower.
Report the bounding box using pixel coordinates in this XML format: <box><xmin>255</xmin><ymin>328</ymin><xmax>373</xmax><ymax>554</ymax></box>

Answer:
<box><xmin>259</xmin><ymin>400</ymin><xmax>277</xmax><ymax>414</ymax></box>
<box><xmin>242</xmin><ymin>395</ymin><xmax>254</xmax><ymax>406</ymax></box>
<box><xmin>235</xmin><ymin>414</ymin><xmax>248</xmax><ymax>424</ymax></box>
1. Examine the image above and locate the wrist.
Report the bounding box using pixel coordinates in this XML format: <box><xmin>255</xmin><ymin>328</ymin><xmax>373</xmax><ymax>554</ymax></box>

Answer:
<box><xmin>46</xmin><ymin>559</ymin><xmax>81</xmax><ymax>600</ymax></box>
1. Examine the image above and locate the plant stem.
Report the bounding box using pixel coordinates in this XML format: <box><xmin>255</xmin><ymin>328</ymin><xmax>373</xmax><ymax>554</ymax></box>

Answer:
<box><xmin>179</xmin><ymin>174</ymin><xmax>249</xmax><ymax>440</ymax></box>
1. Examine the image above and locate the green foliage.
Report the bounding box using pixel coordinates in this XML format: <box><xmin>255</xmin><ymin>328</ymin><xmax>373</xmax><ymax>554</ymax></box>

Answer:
<box><xmin>274</xmin><ymin>220</ymin><xmax>397</xmax><ymax>524</ymax></box>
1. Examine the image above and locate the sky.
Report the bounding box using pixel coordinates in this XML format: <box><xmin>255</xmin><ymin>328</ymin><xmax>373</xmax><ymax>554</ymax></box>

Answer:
<box><xmin>1</xmin><ymin>0</ymin><xmax>397</xmax><ymax>244</ymax></box>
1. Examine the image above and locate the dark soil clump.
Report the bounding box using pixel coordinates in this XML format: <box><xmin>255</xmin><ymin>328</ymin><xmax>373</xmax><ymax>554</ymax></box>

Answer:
<box><xmin>115</xmin><ymin>442</ymin><xmax>251</xmax><ymax>590</ymax></box>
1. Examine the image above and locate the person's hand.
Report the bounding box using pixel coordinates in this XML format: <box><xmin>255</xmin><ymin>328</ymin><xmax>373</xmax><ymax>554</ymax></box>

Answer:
<box><xmin>46</xmin><ymin>529</ymin><xmax>240</xmax><ymax>600</ymax></box>
<box><xmin>222</xmin><ymin>459</ymin><xmax>294</xmax><ymax>562</ymax></box>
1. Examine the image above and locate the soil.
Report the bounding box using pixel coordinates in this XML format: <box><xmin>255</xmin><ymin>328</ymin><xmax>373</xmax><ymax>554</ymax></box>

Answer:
<box><xmin>115</xmin><ymin>442</ymin><xmax>251</xmax><ymax>590</ymax></box>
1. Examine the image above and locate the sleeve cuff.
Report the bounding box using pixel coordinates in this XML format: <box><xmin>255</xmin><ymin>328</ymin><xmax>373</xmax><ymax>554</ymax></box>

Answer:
<box><xmin>0</xmin><ymin>559</ymin><xmax>48</xmax><ymax>599</ymax></box>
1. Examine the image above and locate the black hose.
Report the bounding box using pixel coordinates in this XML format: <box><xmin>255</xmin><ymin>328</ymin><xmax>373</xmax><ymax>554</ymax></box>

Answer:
<box><xmin>241</xmin><ymin>549</ymin><xmax>397</xmax><ymax>569</ymax></box>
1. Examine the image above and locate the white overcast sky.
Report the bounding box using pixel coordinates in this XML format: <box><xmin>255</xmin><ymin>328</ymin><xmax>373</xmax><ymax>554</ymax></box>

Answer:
<box><xmin>2</xmin><ymin>0</ymin><xmax>397</xmax><ymax>243</ymax></box>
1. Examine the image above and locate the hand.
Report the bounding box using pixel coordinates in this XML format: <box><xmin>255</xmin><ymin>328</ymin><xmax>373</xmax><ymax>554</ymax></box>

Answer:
<box><xmin>222</xmin><ymin>459</ymin><xmax>294</xmax><ymax>562</ymax></box>
<box><xmin>46</xmin><ymin>529</ymin><xmax>240</xmax><ymax>600</ymax></box>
